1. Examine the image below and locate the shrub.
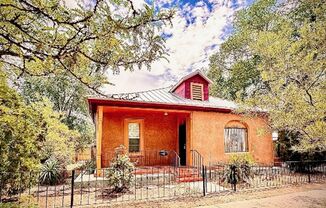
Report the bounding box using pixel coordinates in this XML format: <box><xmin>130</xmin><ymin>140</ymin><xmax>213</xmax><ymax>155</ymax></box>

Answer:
<box><xmin>0</xmin><ymin>203</ymin><xmax>21</xmax><ymax>208</ymax></box>
<box><xmin>229</xmin><ymin>153</ymin><xmax>255</xmax><ymax>165</ymax></box>
<box><xmin>106</xmin><ymin>145</ymin><xmax>135</xmax><ymax>192</ymax></box>
<box><xmin>39</xmin><ymin>158</ymin><xmax>63</xmax><ymax>185</ymax></box>
<box><xmin>0</xmin><ymin>194</ymin><xmax>37</xmax><ymax>208</ymax></box>
<box><xmin>222</xmin><ymin>153</ymin><xmax>255</xmax><ymax>186</ymax></box>
<box><xmin>0</xmin><ymin>171</ymin><xmax>38</xmax><ymax>196</ymax></box>
<box><xmin>0</xmin><ymin>203</ymin><xmax>37</xmax><ymax>208</ymax></box>
<box><xmin>81</xmin><ymin>159</ymin><xmax>96</xmax><ymax>174</ymax></box>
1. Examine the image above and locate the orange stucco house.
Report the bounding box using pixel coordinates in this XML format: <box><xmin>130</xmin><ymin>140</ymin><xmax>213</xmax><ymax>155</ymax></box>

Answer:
<box><xmin>88</xmin><ymin>70</ymin><xmax>274</xmax><ymax>170</ymax></box>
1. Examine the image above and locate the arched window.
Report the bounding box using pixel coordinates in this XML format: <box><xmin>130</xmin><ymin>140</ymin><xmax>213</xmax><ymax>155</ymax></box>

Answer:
<box><xmin>224</xmin><ymin>121</ymin><xmax>248</xmax><ymax>153</ymax></box>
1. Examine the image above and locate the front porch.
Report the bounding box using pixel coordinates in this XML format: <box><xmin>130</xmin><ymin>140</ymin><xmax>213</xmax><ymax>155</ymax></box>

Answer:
<box><xmin>95</xmin><ymin>106</ymin><xmax>194</xmax><ymax>169</ymax></box>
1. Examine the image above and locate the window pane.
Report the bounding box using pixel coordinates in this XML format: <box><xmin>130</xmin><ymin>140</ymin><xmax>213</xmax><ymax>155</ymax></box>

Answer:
<box><xmin>128</xmin><ymin>123</ymin><xmax>140</xmax><ymax>152</ymax></box>
<box><xmin>224</xmin><ymin>128</ymin><xmax>248</xmax><ymax>152</ymax></box>
<box><xmin>128</xmin><ymin>123</ymin><xmax>140</xmax><ymax>138</ymax></box>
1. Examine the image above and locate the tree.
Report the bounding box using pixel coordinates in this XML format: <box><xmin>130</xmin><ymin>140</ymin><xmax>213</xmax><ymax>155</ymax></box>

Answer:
<box><xmin>0</xmin><ymin>68</ymin><xmax>77</xmax><ymax>193</ymax></box>
<box><xmin>0</xmin><ymin>0</ymin><xmax>174</xmax><ymax>95</ymax></box>
<box><xmin>208</xmin><ymin>0</ymin><xmax>326</xmax><ymax>153</ymax></box>
<box><xmin>21</xmin><ymin>73</ymin><xmax>94</xmax><ymax>151</ymax></box>
<box><xmin>0</xmin><ymin>0</ymin><xmax>174</xmax><ymax>157</ymax></box>
<box><xmin>207</xmin><ymin>0</ymin><xmax>276</xmax><ymax>100</ymax></box>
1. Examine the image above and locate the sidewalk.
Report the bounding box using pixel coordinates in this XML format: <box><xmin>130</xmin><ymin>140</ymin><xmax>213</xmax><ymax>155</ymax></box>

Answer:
<box><xmin>205</xmin><ymin>187</ymin><xmax>326</xmax><ymax>208</ymax></box>
<box><xmin>100</xmin><ymin>183</ymin><xmax>326</xmax><ymax>208</ymax></box>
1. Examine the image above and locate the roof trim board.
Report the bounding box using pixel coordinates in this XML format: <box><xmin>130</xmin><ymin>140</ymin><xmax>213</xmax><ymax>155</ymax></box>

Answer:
<box><xmin>169</xmin><ymin>70</ymin><xmax>213</xmax><ymax>93</ymax></box>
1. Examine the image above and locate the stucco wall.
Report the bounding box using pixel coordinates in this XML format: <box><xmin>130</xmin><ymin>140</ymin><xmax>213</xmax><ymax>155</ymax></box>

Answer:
<box><xmin>191</xmin><ymin>111</ymin><xmax>273</xmax><ymax>165</ymax></box>
<box><xmin>99</xmin><ymin>107</ymin><xmax>273</xmax><ymax>167</ymax></box>
<box><xmin>101</xmin><ymin>110</ymin><xmax>178</xmax><ymax>167</ymax></box>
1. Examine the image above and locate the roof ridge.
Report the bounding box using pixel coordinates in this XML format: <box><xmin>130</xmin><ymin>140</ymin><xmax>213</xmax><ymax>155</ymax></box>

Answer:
<box><xmin>110</xmin><ymin>85</ymin><xmax>172</xmax><ymax>95</ymax></box>
<box><xmin>209</xmin><ymin>95</ymin><xmax>236</xmax><ymax>102</ymax></box>
<box><xmin>169</xmin><ymin>70</ymin><xmax>213</xmax><ymax>93</ymax></box>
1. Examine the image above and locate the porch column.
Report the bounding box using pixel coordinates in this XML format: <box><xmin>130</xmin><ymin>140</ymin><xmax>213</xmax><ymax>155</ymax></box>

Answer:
<box><xmin>96</xmin><ymin>106</ymin><xmax>103</xmax><ymax>175</ymax></box>
<box><xmin>186</xmin><ymin>113</ymin><xmax>193</xmax><ymax>166</ymax></box>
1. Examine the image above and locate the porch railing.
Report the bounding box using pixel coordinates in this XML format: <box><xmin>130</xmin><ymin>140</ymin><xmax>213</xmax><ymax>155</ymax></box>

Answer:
<box><xmin>101</xmin><ymin>150</ymin><xmax>180</xmax><ymax>167</ymax></box>
<box><xmin>190</xmin><ymin>149</ymin><xmax>203</xmax><ymax>174</ymax></box>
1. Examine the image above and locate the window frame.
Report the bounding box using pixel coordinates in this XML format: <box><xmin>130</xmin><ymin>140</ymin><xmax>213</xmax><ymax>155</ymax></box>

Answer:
<box><xmin>190</xmin><ymin>82</ymin><xmax>204</xmax><ymax>101</ymax></box>
<box><xmin>124</xmin><ymin>119</ymin><xmax>144</xmax><ymax>153</ymax></box>
<box><xmin>224</xmin><ymin>127</ymin><xmax>249</xmax><ymax>153</ymax></box>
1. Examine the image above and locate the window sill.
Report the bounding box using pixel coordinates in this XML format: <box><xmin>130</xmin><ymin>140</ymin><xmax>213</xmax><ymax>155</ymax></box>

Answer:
<box><xmin>128</xmin><ymin>152</ymin><xmax>143</xmax><ymax>156</ymax></box>
<box><xmin>225</xmin><ymin>151</ymin><xmax>249</xmax><ymax>154</ymax></box>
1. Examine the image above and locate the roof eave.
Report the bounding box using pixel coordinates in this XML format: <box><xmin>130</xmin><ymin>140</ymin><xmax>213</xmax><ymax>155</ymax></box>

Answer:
<box><xmin>87</xmin><ymin>98</ymin><xmax>234</xmax><ymax>113</ymax></box>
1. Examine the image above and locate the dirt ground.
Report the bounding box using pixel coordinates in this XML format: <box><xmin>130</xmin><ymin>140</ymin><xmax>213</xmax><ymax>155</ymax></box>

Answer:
<box><xmin>95</xmin><ymin>183</ymin><xmax>326</xmax><ymax>208</ymax></box>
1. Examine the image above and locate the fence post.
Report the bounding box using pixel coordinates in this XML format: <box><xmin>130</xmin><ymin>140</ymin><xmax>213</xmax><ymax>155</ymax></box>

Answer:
<box><xmin>0</xmin><ymin>173</ymin><xmax>2</xmax><ymax>203</ymax></box>
<box><xmin>308</xmin><ymin>164</ymin><xmax>311</xmax><ymax>183</ymax></box>
<box><xmin>202</xmin><ymin>165</ymin><xmax>206</xmax><ymax>196</ymax></box>
<box><xmin>70</xmin><ymin>170</ymin><xmax>75</xmax><ymax>208</ymax></box>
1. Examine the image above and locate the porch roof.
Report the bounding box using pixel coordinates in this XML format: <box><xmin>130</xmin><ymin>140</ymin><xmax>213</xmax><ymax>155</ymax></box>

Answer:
<box><xmin>88</xmin><ymin>86</ymin><xmax>238</xmax><ymax>114</ymax></box>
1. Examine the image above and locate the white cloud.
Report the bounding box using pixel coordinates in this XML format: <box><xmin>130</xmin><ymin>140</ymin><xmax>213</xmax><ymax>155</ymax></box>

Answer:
<box><xmin>103</xmin><ymin>0</ymin><xmax>247</xmax><ymax>94</ymax></box>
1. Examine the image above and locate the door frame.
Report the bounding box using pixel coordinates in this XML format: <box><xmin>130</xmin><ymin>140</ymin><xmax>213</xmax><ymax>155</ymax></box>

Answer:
<box><xmin>178</xmin><ymin>120</ymin><xmax>187</xmax><ymax>166</ymax></box>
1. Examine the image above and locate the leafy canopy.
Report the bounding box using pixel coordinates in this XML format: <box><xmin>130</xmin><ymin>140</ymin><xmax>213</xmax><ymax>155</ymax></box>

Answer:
<box><xmin>0</xmin><ymin>0</ymin><xmax>174</xmax><ymax>194</ymax></box>
<box><xmin>21</xmin><ymin>73</ymin><xmax>95</xmax><ymax>151</ymax></box>
<box><xmin>0</xmin><ymin>0</ymin><xmax>174</xmax><ymax>95</ymax></box>
<box><xmin>0</xmin><ymin>69</ymin><xmax>78</xmax><ymax>173</ymax></box>
<box><xmin>208</xmin><ymin>0</ymin><xmax>326</xmax><ymax>153</ymax></box>
<box><xmin>0</xmin><ymin>0</ymin><xmax>174</xmax><ymax>162</ymax></box>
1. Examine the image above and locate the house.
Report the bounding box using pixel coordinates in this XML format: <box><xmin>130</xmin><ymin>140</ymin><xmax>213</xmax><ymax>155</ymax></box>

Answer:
<box><xmin>88</xmin><ymin>70</ymin><xmax>274</xmax><ymax>170</ymax></box>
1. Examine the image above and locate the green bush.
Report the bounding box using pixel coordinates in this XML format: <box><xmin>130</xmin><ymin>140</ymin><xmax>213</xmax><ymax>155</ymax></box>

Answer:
<box><xmin>106</xmin><ymin>146</ymin><xmax>135</xmax><ymax>192</ymax></box>
<box><xmin>0</xmin><ymin>202</ymin><xmax>37</xmax><ymax>208</ymax></box>
<box><xmin>82</xmin><ymin>159</ymin><xmax>96</xmax><ymax>170</ymax></box>
<box><xmin>80</xmin><ymin>159</ymin><xmax>96</xmax><ymax>174</ymax></box>
<box><xmin>39</xmin><ymin>158</ymin><xmax>63</xmax><ymax>185</ymax></box>
<box><xmin>0</xmin><ymin>71</ymin><xmax>78</xmax><ymax>194</ymax></box>
<box><xmin>228</xmin><ymin>153</ymin><xmax>255</xmax><ymax>165</ymax></box>
<box><xmin>0</xmin><ymin>172</ymin><xmax>38</xmax><ymax>196</ymax></box>
<box><xmin>0</xmin><ymin>195</ymin><xmax>38</xmax><ymax>208</ymax></box>
<box><xmin>223</xmin><ymin>153</ymin><xmax>255</xmax><ymax>186</ymax></box>
<box><xmin>0</xmin><ymin>203</ymin><xmax>22</xmax><ymax>208</ymax></box>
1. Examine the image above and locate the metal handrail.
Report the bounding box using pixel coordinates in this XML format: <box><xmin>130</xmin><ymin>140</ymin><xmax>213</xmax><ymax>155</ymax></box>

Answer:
<box><xmin>190</xmin><ymin>149</ymin><xmax>204</xmax><ymax>174</ymax></box>
<box><xmin>170</xmin><ymin>150</ymin><xmax>181</xmax><ymax>168</ymax></box>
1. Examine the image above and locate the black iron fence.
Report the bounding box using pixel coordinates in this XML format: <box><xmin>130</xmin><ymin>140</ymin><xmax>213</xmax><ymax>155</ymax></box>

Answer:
<box><xmin>0</xmin><ymin>161</ymin><xmax>325</xmax><ymax>207</ymax></box>
<box><xmin>100</xmin><ymin>150</ymin><xmax>180</xmax><ymax>167</ymax></box>
<box><xmin>204</xmin><ymin>160</ymin><xmax>326</xmax><ymax>194</ymax></box>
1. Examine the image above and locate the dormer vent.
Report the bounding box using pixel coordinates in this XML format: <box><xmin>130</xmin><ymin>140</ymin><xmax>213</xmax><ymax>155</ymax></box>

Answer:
<box><xmin>170</xmin><ymin>70</ymin><xmax>212</xmax><ymax>101</ymax></box>
<box><xmin>191</xmin><ymin>83</ymin><xmax>203</xmax><ymax>101</ymax></box>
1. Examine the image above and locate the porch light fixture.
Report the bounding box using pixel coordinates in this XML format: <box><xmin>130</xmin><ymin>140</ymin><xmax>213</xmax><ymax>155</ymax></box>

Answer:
<box><xmin>272</xmin><ymin>130</ymin><xmax>279</xmax><ymax>141</ymax></box>
<box><xmin>164</xmin><ymin>112</ymin><xmax>168</xmax><ymax>116</ymax></box>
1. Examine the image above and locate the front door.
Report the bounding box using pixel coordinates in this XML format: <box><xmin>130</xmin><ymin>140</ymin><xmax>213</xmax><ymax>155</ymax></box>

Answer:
<box><xmin>179</xmin><ymin>123</ymin><xmax>186</xmax><ymax>166</ymax></box>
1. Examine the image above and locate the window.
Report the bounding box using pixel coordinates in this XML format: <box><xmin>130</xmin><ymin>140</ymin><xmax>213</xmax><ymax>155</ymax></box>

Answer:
<box><xmin>125</xmin><ymin>119</ymin><xmax>143</xmax><ymax>153</ymax></box>
<box><xmin>224</xmin><ymin>128</ymin><xmax>248</xmax><ymax>153</ymax></box>
<box><xmin>128</xmin><ymin>123</ymin><xmax>140</xmax><ymax>152</ymax></box>
<box><xmin>191</xmin><ymin>83</ymin><xmax>203</xmax><ymax>101</ymax></box>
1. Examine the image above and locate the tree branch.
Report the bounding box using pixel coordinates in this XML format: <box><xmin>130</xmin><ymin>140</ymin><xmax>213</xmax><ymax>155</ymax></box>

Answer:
<box><xmin>57</xmin><ymin>58</ymin><xmax>108</xmax><ymax>97</ymax></box>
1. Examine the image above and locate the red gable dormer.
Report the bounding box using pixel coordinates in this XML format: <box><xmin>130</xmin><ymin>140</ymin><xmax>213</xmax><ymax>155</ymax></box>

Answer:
<box><xmin>170</xmin><ymin>70</ymin><xmax>212</xmax><ymax>101</ymax></box>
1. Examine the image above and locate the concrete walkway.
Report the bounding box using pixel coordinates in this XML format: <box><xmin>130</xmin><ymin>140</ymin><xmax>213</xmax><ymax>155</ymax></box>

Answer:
<box><xmin>204</xmin><ymin>187</ymin><xmax>326</xmax><ymax>208</ymax></box>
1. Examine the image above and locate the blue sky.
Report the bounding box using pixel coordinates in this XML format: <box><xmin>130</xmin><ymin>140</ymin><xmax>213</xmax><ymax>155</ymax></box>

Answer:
<box><xmin>67</xmin><ymin>0</ymin><xmax>253</xmax><ymax>93</ymax></box>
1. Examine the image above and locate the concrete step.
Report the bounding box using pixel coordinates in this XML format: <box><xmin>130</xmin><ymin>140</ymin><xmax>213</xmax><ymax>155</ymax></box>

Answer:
<box><xmin>177</xmin><ymin>172</ymin><xmax>200</xmax><ymax>177</ymax></box>
<box><xmin>177</xmin><ymin>176</ymin><xmax>203</xmax><ymax>183</ymax></box>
